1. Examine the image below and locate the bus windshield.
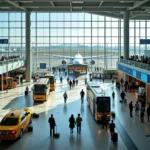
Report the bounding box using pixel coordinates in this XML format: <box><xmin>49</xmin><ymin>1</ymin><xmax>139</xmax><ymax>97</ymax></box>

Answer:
<box><xmin>96</xmin><ymin>97</ymin><xmax>110</xmax><ymax>112</ymax></box>
<box><xmin>33</xmin><ymin>85</ymin><xmax>47</xmax><ymax>94</ymax></box>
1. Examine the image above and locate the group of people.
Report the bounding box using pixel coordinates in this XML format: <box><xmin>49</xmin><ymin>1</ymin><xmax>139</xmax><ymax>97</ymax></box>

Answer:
<box><xmin>48</xmin><ymin>113</ymin><xmax>83</xmax><ymax>136</ymax></box>
<box><xmin>121</xmin><ymin>55</ymin><xmax>150</xmax><ymax>64</ymax></box>
<box><xmin>67</xmin><ymin>77</ymin><xmax>78</xmax><ymax>89</ymax></box>
<box><xmin>0</xmin><ymin>55</ymin><xmax>20</xmax><ymax>61</ymax></box>
<box><xmin>63</xmin><ymin>89</ymin><xmax>85</xmax><ymax>104</ymax></box>
<box><xmin>129</xmin><ymin>101</ymin><xmax>150</xmax><ymax>123</ymax></box>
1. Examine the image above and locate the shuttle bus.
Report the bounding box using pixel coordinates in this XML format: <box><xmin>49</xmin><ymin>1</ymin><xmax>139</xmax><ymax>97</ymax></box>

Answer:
<box><xmin>0</xmin><ymin>77</ymin><xmax>17</xmax><ymax>90</ymax></box>
<box><xmin>32</xmin><ymin>78</ymin><xmax>50</xmax><ymax>101</ymax></box>
<box><xmin>87</xmin><ymin>82</ymin><xmax>111</xmax><ymax>121</ymax></box>
<box><xmin>44</xmin><ymin>74</ymin><xmax>55</xmax><ymax>91</ymax></box>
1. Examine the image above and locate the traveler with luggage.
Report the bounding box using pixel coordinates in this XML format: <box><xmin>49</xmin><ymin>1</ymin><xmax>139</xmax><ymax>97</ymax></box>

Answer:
<box><xmin>140</xmin><ymin>107</ymin><xmax>145</xmax><ymax>123</ymax></box>
<box><xmin>109</xmin><ymin>120</ymin><xmax>118</xmax><ymax>143</ymax></box>
<box><xmin>76</xmin><ymin>114</ymin><xmax>82</xmax><ymax>133</ymax></box>
<box><xmin>109</xmin><ymin>120</ymin><xmax>116</xmax><ymax>137</ymax></box>
<box><xmin>80</xmin><ymin>89</ymin><xmax>85</xmax><ymax>103</ymax></box>
<box><xmin>120</xmin><ymin>91</ymin><xmax>126</xmax><ymax>103</ymax></box>
<box><xmin>129</xmin><ymin>101</ymin><xmax>133</xmax><ymax>117</ymax></box>
<box><xmin>147</xmin><ymin>105</ymin><xmax>150</xmax><ymax>122</ymax></box>
<box><xmin>69</xmin><ymin>114</ymin><xmax>76</xmax><ymax>133</ymax></box>
<box><xmin>63</xmin><ymin>92</ymin><xmax>68</xmax><ymax>104</ymax></box>
<box><xmin>135</xmin><ymin>101</ymin><xmax>140</xmax><ymax>116</ymax></box>
<box><xmin>48</xmin><ymin>114</ymin><xmax>56</xmax><ymax>136</ymax></box>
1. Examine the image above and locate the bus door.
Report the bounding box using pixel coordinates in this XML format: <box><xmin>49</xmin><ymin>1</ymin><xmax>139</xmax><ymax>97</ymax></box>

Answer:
<box><xmin>7</xmin><ymin>78</ymin><xmax>12</xmax><ymax>88</ymax></box>
<box><xmin>93</xmin><ymin>98</ymin><xmax>96</xmax><ymax>116</ymax></box>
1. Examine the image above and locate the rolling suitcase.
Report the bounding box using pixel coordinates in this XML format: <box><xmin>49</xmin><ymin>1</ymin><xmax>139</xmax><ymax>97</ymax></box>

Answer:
<box><xmin>28</xmin><ymin>126</ymin><xmax>33</xmax><ymax>132</ymax></box>
<box><xmin>32</xmin><ymin>113</ymin><xmax>39</xmax><ymax>118</ymax></box>
<box><xmin>112</xmin><ymin>132</ymin><xmax>118</xmax><ymax>143</ymax></box>
<box><xmin>54</xmin><ymin>126</ymin><xmax>60</xmax><ymax>138</ymax></box>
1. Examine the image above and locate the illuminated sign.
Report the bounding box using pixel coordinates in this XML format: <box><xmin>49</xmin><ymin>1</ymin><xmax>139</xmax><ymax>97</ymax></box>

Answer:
<box><xmin>132</xmin><ymin>70</ymin><xmax>136</xmax><ymax>77</ymax></box>
<box><xmin>141</xmin><ymin>73</ymin><xmax>148</xmax><ymax>82</ymax></box>
<box><xmin>68</xmin><ymin>66</ymin><xmax>86</xmax><ymax>71</ymax></box>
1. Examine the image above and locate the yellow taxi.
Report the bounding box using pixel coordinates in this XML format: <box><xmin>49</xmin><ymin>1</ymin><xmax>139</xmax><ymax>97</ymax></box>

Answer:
<box><xmin>0</xmin><ymin>108</ymin><xmax>32</xmax><ymax>140</ymax></box>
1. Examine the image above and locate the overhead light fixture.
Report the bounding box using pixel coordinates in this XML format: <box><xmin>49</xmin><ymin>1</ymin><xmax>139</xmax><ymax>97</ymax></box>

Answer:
<box><xmin>72</xmin><ymin>1</ymin><xmax>84</xmax><ymax>3</ymax></box>
<box><xmin>29</xmin><ymin>6</ymin><xmax>39</xmax><ymax>8</ymax></box>
<box><xmin>0</xmin><ymin>7</ymin><xmax>10</xmax><ymax>9</ymax></box>
<box><xmin>20</xmin><ymin>1</ymin><xmax>33</xmax><ymax>3</ymax></box>
<box><xmin>73</xmin><ymin>7</ymin><xmax>82</xmax><ymax>9</ymax></box>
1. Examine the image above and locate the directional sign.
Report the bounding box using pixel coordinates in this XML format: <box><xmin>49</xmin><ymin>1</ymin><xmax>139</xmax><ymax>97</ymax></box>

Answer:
<box><xmin>0</xmin><ymin>39</ymin><xmax>8</xmax><ymax>44</ymax></box>
<box><xmin>140</xmin><ymin>39</ymin><xmax>150</xmax><ymax>44</ymax></box>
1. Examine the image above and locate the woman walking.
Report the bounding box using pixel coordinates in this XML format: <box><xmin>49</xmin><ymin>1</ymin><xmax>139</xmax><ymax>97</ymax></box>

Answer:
<box><xmin>69</xmin><ymin>114</ymin><xmax>76</xmax><ymax>133</ymax></box>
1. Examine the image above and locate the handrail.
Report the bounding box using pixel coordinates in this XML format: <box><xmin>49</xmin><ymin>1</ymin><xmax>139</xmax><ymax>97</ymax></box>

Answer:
<box><xmin>120</xmin><ymin>58</ymin><xmax>150</xmax><ymax>71</ymax></box>
<box><xmin>0</xmin><ymin>57</ymin><xmax>25</xmax><ymax>66</ymax></box>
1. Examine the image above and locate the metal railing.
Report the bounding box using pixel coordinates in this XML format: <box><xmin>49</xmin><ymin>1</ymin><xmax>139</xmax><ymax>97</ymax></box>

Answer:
<box><xmin>120</xmin><ymin>58</ymin><xmax>150</xmax><ymax>71</ymax></box>
<box><xmin>0</xmin><ymin>57</ymin><xmax>25</xmax><ymax>66</ymax></box>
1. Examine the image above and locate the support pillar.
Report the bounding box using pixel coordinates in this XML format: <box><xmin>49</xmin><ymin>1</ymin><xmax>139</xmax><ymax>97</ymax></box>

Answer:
<box><xmin>26</xmin><ymin>11</ymin><xmax>31</xmax><ymax>82</ymax></box>
<box><xmin>124</xmin><ymin>11</ymin><xmax>130</xmax><ymax>59</ymax></box>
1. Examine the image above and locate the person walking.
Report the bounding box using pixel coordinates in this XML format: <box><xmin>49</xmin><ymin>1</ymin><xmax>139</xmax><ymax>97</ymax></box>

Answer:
<box><xmin>129</xmin><ymin>101</ymin><xmax>133</xmax><ymax>117</ymax></box>
<box><xmin>101</xmin><ymin>113</ymin><xmax>107</xmax><ymax>129</ymax></box>
<box><xmin>109</xmin><ymin>120</ymin><xmax>116</xmax><ymax>137</ymax></box>
<box><xmin>112</xmin><ymin>91</ymin><xmax>115</xmax><ymax>100</ymax></box>
<box><xmin>80</xmin><ymin>89</ymin><xmax>85</xmax><ymax>103</ymax></box>
<box><xmin>60</xmin><ymin>76</ymin><xmax>63</xmax><ymax>83</ymax></box>
<box><xmin>76</xmin><ymin>79</ymin><xmax>78</xmax><ymax>86</ymax></box>
<box><xmin>69</xmin><ymin>80</ymin><xmax>72</xmax><ymax>89</ymax></box>
<box><xmin>140</xmin><ymin>107</ymin><xmax>145</xmax><ymax>123</ymax></box>
<box><xmin>48</xmin><ymin>114</ymin><xmax>56</xmax><ymax>136</ymax></box>
<box><xmin>147</xmin><ymin>105</ymin><xmax>150</xmax><ymax>122</ymax></box>
<box><xmin>135</xmin><ymin>101</ymin><xmax>140</xmax><ymax>116</ymax></box>
<box><xmin>76</xmin><ymin>114</ymin><xmax>82</xmax><ymax>133</ymax></box>
<box><xmin>69</xmin><ymin>114</ymin><xmax>76</xmax><ymax>133</ymax></box>
<box><xmin>63</xmin><ymin>91</ymin><xmax>68</xmax><ymax>103</ymax></box>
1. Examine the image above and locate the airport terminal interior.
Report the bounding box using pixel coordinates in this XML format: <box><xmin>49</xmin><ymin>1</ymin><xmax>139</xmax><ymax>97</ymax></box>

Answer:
<box><xmin>1</xmin><ymin>0</ymin><xmax>150</xmax><ymax>150</ymax></box>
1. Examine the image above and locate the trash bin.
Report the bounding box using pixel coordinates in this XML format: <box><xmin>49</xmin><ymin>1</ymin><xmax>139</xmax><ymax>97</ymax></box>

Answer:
<box><xmin>85</xmin><ymin>78</ymin><xmax>87</xmax><ymax>84</ymax></box>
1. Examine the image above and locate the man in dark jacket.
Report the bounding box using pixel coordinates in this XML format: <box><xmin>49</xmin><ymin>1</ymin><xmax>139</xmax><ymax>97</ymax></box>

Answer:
<box><xmin>80</xmin><ymin>89</ymin><xmax>85</xmax><ymax>103</ymax></box>
<box><xmin>129</xmin><ymin>101</ymin><xmax>133</xmax><ymax>117</ymax></box>
<box><xmin>109</xmin><ymin>120</ymin><xmax>116</xmax><ymax>137</ymax></box>
<box><xmin>48</xmin><ymin>114</ymin><xmax>56</xmax><ymax>136</ymax></box>
<box><xmin>147</xmin><ymin>105</ymin><xmax>150</xmax><ymax>121</ymax></box>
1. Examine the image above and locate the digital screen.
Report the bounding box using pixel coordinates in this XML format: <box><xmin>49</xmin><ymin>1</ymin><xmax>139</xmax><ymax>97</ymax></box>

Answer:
<box><xmin>132</xmin><ymin>70</ymin><xmax>137</xmax><ymax>77</ymax></box>
<box><xmin>141</xmin><ymin>73</ymin><xmax>148</xmax><ymax>82</ymax></box>
<box><xmin>40</xmin><ymin>63</ymin><xmax>46</xmax><ymax>69</ymax></box>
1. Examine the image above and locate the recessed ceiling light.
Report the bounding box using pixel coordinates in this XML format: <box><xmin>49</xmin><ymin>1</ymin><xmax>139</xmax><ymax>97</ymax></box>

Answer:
<box><xmin>72</xmin><ymin>1</ymin><xmax>84</xmax><ymax>3</ymax></box>
<box><xmin>73</xmin><ymin>7</ymin><xmax>82</xmax><ymax>9</ymax></box>
<box><xmin>20</xmin><ymin>1</ymin><xmax>33</xmax><ymax>3</ymax></box>
<box><xmin>0</xmin><ymin>7</ymin><xmax>10</xmax><ymax>9</ymax></box>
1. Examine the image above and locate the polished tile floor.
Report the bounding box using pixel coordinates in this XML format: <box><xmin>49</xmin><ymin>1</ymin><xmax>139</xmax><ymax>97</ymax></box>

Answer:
<box><xmin>0</xmin><ymin>72</ymin><xmax>150</xmax><ymax>150</ymax></box>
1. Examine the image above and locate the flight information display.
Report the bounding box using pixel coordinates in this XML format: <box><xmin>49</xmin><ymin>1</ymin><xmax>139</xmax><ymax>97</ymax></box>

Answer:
<box><xmin>132</xmin><ymin>70</ymin><xmax>137</xmax><ymax>77</ymax></box>
<box><xmin>141</xmin><ymin>73</ymin><xmax>148</xmax><ymax>82</ymax></box>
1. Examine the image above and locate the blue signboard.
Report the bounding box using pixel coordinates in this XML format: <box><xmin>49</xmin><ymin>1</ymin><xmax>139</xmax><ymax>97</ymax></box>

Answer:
<box><xmin>118</xmin><ymin>64</ymin><xmax>150</xmax><ymax>83</ymax></box>
<box><xmin>132</xmin><ymin>70</ymin><xmax>136</xmax><ymax>77</ymax></box>
<box><xmin>40</xmin><ymin>63</ymin><xmax>46</xmax><ymax>69</ymax></box>
<box><xmin>141</xmin><ymin>73</ymin><xmax>148</xmax><ymax>82</ymax></box>
<box><xmin>140</xmin><ymin>39</ymin><xmax>150</xmax><ymax>44</ymax></box>
<box><xmin>0</xmin><ymin>39</ymin><xmax>8</xmax><ymax>44</ymax></box>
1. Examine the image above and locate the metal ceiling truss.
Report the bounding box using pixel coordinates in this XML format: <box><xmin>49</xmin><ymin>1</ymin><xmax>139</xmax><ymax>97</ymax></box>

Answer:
<box><xmin>0</xmin><ymin>0</ymin><xmax>150</xmax><ymax>19</ymax></box>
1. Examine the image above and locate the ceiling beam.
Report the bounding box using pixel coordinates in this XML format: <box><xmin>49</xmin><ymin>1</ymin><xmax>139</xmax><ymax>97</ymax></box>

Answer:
<box><xmin>99</xmin><ymin>1</ymin><xmax>103</xmax><ymax>7</ymax></box>
<box><xmin>128</xmin><ymin>0</ymin><xmax>148</xmax><ymax>11</ymax></box>
<box><xmin>5</xmin><ymin>0</ymin><xmax>26</xmax><ymax>10</ymax></box>
<box><xmin>70</xmin><ymin>1</ymin><xmax>72</xmax><ymax>11</ymax></box>
<box><xmin>50</xmin><ymin>1</ymin><xmax>55</xmax><ymax>7</ymax></box>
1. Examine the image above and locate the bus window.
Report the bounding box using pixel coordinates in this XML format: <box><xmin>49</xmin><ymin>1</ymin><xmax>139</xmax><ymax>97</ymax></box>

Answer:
<box><xmin>96</xmin><ymin>99</ymin><xmax>110</xmax><ymax>112</ymax></box>
<box><xmin>34</xmin><ymin>85</ymin><xmax>47</xmax><ymax>94</ymax></box>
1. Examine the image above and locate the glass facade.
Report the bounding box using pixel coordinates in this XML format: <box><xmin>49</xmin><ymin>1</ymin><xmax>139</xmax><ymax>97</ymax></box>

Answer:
<box><xmin>0</xmin><ymin>12</ymin><xmax>149</xmax><ymax>71</ymax></box>
<box><xmin>0</xmin><ymin>13</ymin><xmax>25</xmax><ymax>58</ymax></box>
